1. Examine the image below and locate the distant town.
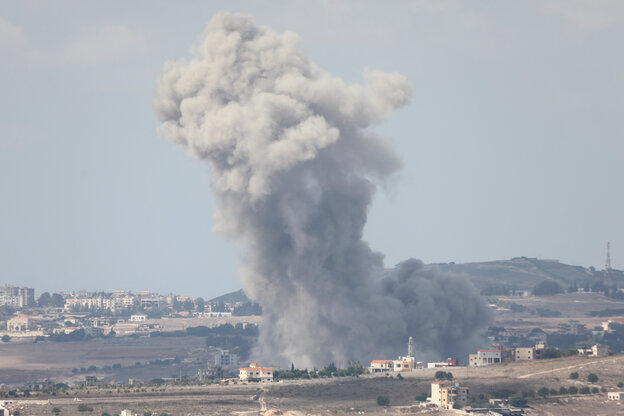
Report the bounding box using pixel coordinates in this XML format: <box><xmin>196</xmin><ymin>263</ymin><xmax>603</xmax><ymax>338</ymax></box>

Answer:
<box><xmin>2</xmin><ymin>278</ymin><xmax>624</xmax><ymax>415</ymax></box>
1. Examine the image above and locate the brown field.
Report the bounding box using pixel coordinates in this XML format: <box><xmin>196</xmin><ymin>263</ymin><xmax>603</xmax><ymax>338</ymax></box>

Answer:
<box><xmin>494</xmin><ymin>292</ymin><xmax>624</xmax><ymax>332</ymax></box>
<box><xmin>0</xmin><ymin>337</ymin><xmax>209</xmax><ymax>385</ymax></box>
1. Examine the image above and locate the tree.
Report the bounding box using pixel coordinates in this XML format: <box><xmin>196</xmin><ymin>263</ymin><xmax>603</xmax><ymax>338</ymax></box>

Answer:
<box><xmin>568</xmin><ymin>386</ymin><xmax>578</xmax><ymax>394</ymax></box>
<box><xmin>195</xmin><ymin>297</ymin><xmax>205</xmax><ymax>312</ymax></box>
<box><xmin>569</xmin><ymin>372</ymin><xmax>579</xmax><ymax>379</ymax></box>
<box><xmin>559</xmin><ymin>387</ymin><xmax>568</xmax><ymax>395</ymax></box>
<box><xmin>38</xmin><ymin>292</ymin><xmax>52</xmax><ymax>307</ymax></box>
<box><xmin>52</xmin><ymin>407</ymin><xmax>61</xmax><ymax>414</ymax></box>
<box><xmin>415</xmin><ymin>392</ymin><xmax>428</xmax><ymax>402</ymax></box>
<box><xmin>50</xmin><ymin>293</ymin><xmax>65</xmax><ymax>307</ymax></box>
<box><xmin>377</xmin><ymin>395</ymin><xmax>390</xmax><ymax>406</ymax></box>
<box><xmin>492</xmin><ymin>389</ymin><xmax>515</xmax><ymax>398</ymax></box>
<box><xmin>541</xmin><ymin>347</ymin><xmax>561</xmax><ymax>359</ymax></box>
<box><xmin>434</xmin><ymin>370</ymin><xmax>453</xmax><ymax>380</ymax></box>
<box><xmin>509</xmin><ymin>394</ymin><xmax>527</xmax><ymax>407</ymax></box>
<box><xmin>587</xmin><ymin>373</ymin><xmax>598</xmax><ymax>383</ymax></box>
<box><xmin>532</xmin><ymin>281</ymin><xmax>564</xmax><ymax>296</ymax></box>
<box><xmin>1</xmin><ymin>335</ymin><xmax>10</xmax><ymax>343</ymax></box>
<box><xmin>591</xmin><ymin>387</ymin><xmax>599</xmax><ymax>394</ymax></box>
<box><xmin>618</xmin><ymin>382</ymin><xmax>623</xmax><ymax>388</ymax></box>
<box><xmin>537</xmin><ymin>387</ymin><xmax>549</xmax><ymax>398</ymax></box>
<box><xmin>579</xmin><ymin>387</ymin><xmax>590</xmax><ymax>394</ymax></box>
<box><xmin>77</xmin><ymin>404</ymin><xmax>93</xmax><ymax>412</ymax></box>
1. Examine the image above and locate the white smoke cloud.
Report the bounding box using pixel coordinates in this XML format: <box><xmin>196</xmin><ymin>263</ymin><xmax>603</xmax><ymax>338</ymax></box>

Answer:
<box><xmin>155</xmin><ymin>12</ymin><xmax>491</xmax><ymax>367</ymax></box>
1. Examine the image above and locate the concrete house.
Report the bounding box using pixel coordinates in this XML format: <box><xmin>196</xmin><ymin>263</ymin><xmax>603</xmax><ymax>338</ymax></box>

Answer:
<box><xmin>369</xmin><ymin>360</ymin><xmax>393</xmax><ymax>373</ymax></box>
<box><xmin>239</xmin><ymin>362</ymin><xmax>273</xmax><ymax>382</ymax></box>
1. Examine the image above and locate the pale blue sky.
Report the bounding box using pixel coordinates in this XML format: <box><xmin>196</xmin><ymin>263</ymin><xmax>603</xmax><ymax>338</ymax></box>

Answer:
<box><xmin>1</xmin><ymin>1</ymin><xmax>623</xmax><ymax>298</ymax></box>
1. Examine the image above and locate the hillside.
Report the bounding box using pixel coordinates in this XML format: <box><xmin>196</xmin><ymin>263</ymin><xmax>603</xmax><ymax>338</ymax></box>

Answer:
<box><xmin>423</xmin><ymin>257</ymin><xmax>624</xmax><ymax>291</ymax></box>
<box><xmin>212</xmin><ymin>258</ymin><xmax>624</xmax><ymax>300</ymax></box>
<box><xmin>209</xmin><ymin>288</ymin><xmax>249</xmax><ymax>304</ymax></box>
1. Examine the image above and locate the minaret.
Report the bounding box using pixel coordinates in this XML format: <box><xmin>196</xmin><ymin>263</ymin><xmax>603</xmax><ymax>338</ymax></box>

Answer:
<box><xmin>606</xmin><ymin>241</ymin><xmax>612</xmax><ymax>271</ymax></box>
<box><xmin>408</xmin><ymin>336</ymin><xmax>415</xmax><ymax>357</ymax></box>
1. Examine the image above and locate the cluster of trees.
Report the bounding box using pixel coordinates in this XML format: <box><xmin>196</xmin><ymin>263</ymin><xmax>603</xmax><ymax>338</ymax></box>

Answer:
<box><xmin>37</xmin><ymin>292</ymin><xmax>65</xmax><ymax>307</ymax></box>
<box><xmin>540</xmin><ymin>346</ymin><xmax>578</xmax><ymax>358</ymax></box>
<box><xmin>274</xmin><ymin>361</ymin><xmax>365</xmax><ymax>380</ymax></box>
<box><xmin>532</xmin><ymin>281</ymin><xmax>564</xmax><ymax>296</ymax></box>
<box><xmin>587</xmin><ymin>308</ymin><xmax>624</xmax><ymax>317</ymax></box>
<box><xmin>568</xmin><ymin>278</ymin><xmax>624</xmax><ymax>300</ymax></box>
<box><xmin>487</xmin><ymin>298</ymin><xmax>526</xmax><ymax>312</ymax></box>
<box><xmin>376</xmin><ymin>395</ymin><xmax>390</xmax><ymax>406</ymax></box>
<box><xmin>535</xmin><ymin>308</ymin><xmax>562</xmax><ymax>317</ymax></box>
<box><xmin>434</xmin><ymin>371</ymin><xmax>454</xmax><ymax>380</ymax></box>
<box><xmin>232</xmin><ymin>302</ymin><xmax>262</xmax><ymax>316</ymax></box>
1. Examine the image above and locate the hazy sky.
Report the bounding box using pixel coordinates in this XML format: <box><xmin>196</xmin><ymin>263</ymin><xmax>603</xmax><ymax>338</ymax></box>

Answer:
<box><xmin>1</xmin><ymin>1</ymin><xmax>623</xmax><ymax>298</ymax></box>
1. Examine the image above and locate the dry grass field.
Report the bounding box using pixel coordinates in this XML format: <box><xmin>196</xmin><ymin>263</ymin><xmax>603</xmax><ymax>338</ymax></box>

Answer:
<box><xmin>0</xmin><ymin>337</ymin><xmax>209</xmax><ymax>385</ymax></box>
<box><xmin>494</xmin><ymin>292</ymin><xmax>624</xmax><ymax>332</ymax></box>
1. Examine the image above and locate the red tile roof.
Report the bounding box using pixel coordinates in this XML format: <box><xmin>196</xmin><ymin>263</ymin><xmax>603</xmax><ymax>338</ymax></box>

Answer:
<box><xmin>239</xmin><ymin>367</ymin><xmax>273</xmax><ymax>372</ymax></box>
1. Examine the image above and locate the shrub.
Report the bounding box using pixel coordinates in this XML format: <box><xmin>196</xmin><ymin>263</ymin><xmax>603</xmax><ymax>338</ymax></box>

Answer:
<box><xmin>509</xmin><ymin>394</ymin><xmax>527</xmax><ymax>407</ymax></box>
<box><xmin>77</xmin><ymin>404</ymin><xmax>93</xmax><ymax>412</ymax></box>
<box><xmin>1</xmin><ymin>335</ymin><xmax>10</xmax><ymax>343</ymax></box>
<box><xmin>52</xmin><ymin>408</ymin><xmax>61</xmax><ymax>414</ymax></box>
<box><xmin>559</xmin><ymin>387</ymin><xmax>568</xmax><ymax>395</ymax></box>
<box><xmin>619</xmin><ymin>382</ymin><xmax>624</xmax><ymax>388</ymax></box>
<box><xmin>541</xmin><ymin>348</ymin><xmax>561</xmax><ymax>359</ymax></box>
<box><xmin>415</xmin><ymin>392</ymin><xmax>428</xmax><ymax>402</ymax></box>
<box><xmin>492</xmin><ymin>389</ymin><xmax>515</xmax><ymax>398</ymax></box>
<box><xmin>569</xmin><ymin>372</ymin><xmax>579</xmax><ymax>379</ymax></box>
<box><xmin>591</xmin><ymin>387</ymin><xmax>599</xmax><ymax>394</ymax></box>
<box><xmin>377</xmin><ymin>396</ymin><xmax>390</xmax><ymax>406</ymax></box>
<box><xmin>579</xmin><ymin>387</ymin><xmax>590</xmax><ymax>394</ymax></box>
<box><xmin>537</xmin><ymin>387</ymin><xmax>549</xmax><ymax>398</ymax></box>
<box><xmin>587</xmin><ymin>373</ymin><xmax>598</xmax><ymax>383</ymax></box>
<box><xmin>532</xmin><ymin>281</ymin><xmax>564</xmax><ymax>296</ymax></box>
<box><xmin>568</xmin><ymin>386</ymin><xmax>578</xmax><ymax>394</ymax></box>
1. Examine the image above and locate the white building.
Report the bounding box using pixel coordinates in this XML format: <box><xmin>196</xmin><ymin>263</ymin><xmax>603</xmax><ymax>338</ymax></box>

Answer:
<box><xmin>369</xmin><ymin>360</ymin><xmax>393</xmax><ymax>373</ymax></box>
<box><xmin>0</xmin><ymin>402</ymin><xmax>10</xmax><ymax>416</ymax></box>
<box><xmin>577</xmin><ymin>344</ymin><xmax>610</xmax><ymax>357</ymax></box>
<box><xmin>608</xmin><ymin>392</ymin><xmax>624</xmax><ymax>400</ymax></box>
<box><xmin>469</xmin><ymin>345</ymin><xmax>513</xmax><ymax>366</ymax></box>
<box><xmin>239</xmin><ymin>362</ymin><xmax>273</xmax><ymax>382</ymax></box>
<box><xmin>393</xmin><ymin>356</ymin><xmax>415</xmax><ymax>371</ymax></box>
<box><xmin>130</xmin><ymin>314</ymin><xmax>147</xmax><ymax>322</ymax></box>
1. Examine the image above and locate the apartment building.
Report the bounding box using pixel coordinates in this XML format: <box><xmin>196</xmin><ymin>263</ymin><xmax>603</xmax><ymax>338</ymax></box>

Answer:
<box><xmin>430</xmin><ymin>381</ymin><xmax>469</xmax><ymax>409</ymax></box>
<box><xmin>0</xmin><ymin>285</ymin><xmax>35</xmax><ymax>307</ymax></box>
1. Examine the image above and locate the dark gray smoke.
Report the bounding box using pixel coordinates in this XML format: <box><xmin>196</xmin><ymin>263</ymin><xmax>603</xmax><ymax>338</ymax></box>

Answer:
<box><xmin>154</xmin><ymin>12</ymin><xmax>492</xmax><ymax>367</ymax></box>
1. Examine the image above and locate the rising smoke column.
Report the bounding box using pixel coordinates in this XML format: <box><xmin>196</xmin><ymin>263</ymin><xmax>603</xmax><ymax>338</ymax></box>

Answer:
<box><xmin>155</xmin><ymin>12</ymin><xmax>492</xmax><ymax>367</ymax></box>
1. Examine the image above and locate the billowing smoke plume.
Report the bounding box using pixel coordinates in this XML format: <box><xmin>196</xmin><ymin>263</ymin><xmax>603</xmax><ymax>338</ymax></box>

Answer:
<box><xmin>155</xmin><ymin>12</ymin><xmax>492</xmax><ymax>367</ymax></box>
